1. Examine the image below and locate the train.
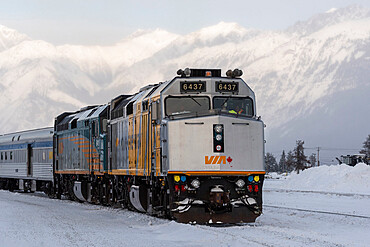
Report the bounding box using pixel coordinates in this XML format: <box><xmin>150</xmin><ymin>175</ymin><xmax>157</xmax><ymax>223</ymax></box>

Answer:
<box><xmin>0</xmin><ymin>68</ymin><xmax>265</xmax><ymax>224</ymax></box>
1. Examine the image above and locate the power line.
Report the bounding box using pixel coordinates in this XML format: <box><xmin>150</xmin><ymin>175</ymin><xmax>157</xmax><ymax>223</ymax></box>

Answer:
<box><xmin>304</xmin><ymin>147</ymin><xmax>359</xmax><ymax>151</ymax></box>
<box><xmin>269</xmin><ymin>147</ymin><xmax>359</xmax><ymax>153</ymax></box>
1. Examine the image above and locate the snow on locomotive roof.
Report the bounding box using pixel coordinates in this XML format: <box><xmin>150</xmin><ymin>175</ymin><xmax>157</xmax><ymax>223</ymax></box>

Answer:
<box><xmin>63</xmin><ymin>105</ymin><xmax>108</xmax><ymax>124</ymax></box>
<box><xmin>81</xmin><ymin>105</ymin><xmax>108</xmax><ymax>120</ymax></box>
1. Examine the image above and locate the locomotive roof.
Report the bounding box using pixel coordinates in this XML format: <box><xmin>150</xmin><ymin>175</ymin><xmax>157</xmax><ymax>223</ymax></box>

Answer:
<box><xmin>141</xmin><ymin>77</ymin><xmax>254</xmax><ymax>102</ymax></box>
<box><xmin>55</xmin><ymin>68</ymin><xmax>254</xmax><ymax>128</ymax></box>
<box><xmin>55</xmin><ymin>105</ymin><xmax>108</xmax><ymax>132</ymax></box>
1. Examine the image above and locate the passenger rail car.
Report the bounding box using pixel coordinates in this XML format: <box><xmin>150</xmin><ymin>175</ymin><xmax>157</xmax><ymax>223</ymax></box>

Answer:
<box><xmin>0</xmin><ymin>68</ymin><xmax>265</xmax><ymax>224</ymax></box>
<box><xmin>0</xmin><ymin>128</ymin><xmax>53</xmax><ymax>193</ymax></box>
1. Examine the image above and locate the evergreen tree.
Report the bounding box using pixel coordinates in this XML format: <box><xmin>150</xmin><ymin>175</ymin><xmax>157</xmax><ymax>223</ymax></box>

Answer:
<box><xmin>286</xmin><ymin>151</ymin><xmax>295</xmax><ymax>172</ymax></box>
<box><xmin>308</xmin><ymin>153</ymin><xmax>316</xmax><ymax>167</ymax></box>
<box><xmin>278</xmin><ymin>150</ymin><xmax>287</xmax><ymax>173</ymax></box>
<box><xmin>293</xmin><ymin>140</ymin><xmax>308</xmax><ymax>173</ymax></box>
<box><xmin>359</xmin><ymin>134</ymin><xmax>370</xmax><ymax>156</ymax></box>
<box><xmin>265</xmin><ymin>152</ymin><xmax>278</xmax><ymax>172</ymax></box>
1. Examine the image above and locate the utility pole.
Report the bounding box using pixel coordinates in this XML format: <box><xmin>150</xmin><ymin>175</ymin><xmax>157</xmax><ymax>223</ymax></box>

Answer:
<box><xmin>317</xmin><ymin>147</ymin><xmax>320</xmax><ymax>167</ymax></box>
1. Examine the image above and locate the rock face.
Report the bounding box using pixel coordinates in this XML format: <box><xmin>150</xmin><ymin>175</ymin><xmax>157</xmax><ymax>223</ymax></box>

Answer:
<box><xmin>0</xmin><ymin>5</ymin><xmax>369</xmax><ymax>154</ymax></box>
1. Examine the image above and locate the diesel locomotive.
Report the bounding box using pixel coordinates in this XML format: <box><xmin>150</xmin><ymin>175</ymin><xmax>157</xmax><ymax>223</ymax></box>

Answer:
<box><xmin>0</xmin><ymin>68</ymin><xmax>265</xmax><ymax>224</ymax></box>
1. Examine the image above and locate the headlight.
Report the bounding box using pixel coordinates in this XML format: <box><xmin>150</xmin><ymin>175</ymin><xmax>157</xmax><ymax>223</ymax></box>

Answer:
<box><xmin>235</xmin><ymin>179</ymin><xmax>245</xmax><ymax>188</ymax></box>
<box><xmin>191</xmin><ymin>179</ymin><xmax>200</xmax><ymax>188</ymax></box>
<box><xmin>214</xmin><ymin>125</ymin><xmax>223</xmax><ymax>133</ymax></box>
<box><xmin>215</xmin><ymin>134</ymin><xmax>222</xmax><ymax>141</ymax></box>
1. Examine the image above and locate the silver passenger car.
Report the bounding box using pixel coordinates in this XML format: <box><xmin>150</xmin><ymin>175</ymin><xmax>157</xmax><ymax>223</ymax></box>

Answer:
<box><xmin>0</xmin><ymin>127</ymin><xmax>54</xmax><ymax>192</ymax></box>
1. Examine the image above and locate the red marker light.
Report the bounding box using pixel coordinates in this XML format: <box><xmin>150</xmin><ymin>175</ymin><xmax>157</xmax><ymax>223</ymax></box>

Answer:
<box><xmin>247</xmin><ymin>185</ymin><xmax>253</xmax><ymax>192</ymax></box>
<box><xmin>181</xmin><ymin>185</ymin><xmax>186</xmax><ymax>192</ymax></box>
<box><xmin>175</xmin><ymin>185</ymin><xmax>179</xmax><ymax>192</ymax></box>
<box><xmin>254</xmin><ymin>185</ymin><xmax>259</xmax><ymax>192</ymax></box>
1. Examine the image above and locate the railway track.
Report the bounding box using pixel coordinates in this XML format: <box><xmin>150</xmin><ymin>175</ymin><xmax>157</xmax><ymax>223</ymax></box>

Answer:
<box><xmin>264</xmin><ymin>188</ymin><xmax>370</xmax><ymax>198</ymax></box>
<box><xmin>264</xmin><ymin>204</ymin><xmax>370</xmax><ymax>219</ymax></box>
<box><xmin>17</xmin><ymin>189</ymin><xmax>370</xmax><ymax>220</ymax></box>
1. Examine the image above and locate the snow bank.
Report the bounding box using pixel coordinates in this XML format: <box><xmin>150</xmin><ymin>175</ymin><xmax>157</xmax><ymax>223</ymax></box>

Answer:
<box><xmin>265</xmin><ymin>172</ymin><xmax>288</xmax><ymax>179</ymax></box>
<box><xmin>282</xmin><ymin>163</ymin><xmax>370</xmax><ymax>195</ymax></box>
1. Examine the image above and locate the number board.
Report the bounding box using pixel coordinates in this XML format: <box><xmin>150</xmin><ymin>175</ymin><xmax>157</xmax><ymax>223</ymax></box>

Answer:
<box><xmin>180</xmin><ymin>81</ymin><xmax>206</xmax><ymax>93</ymax></box>
<box><xmin>216</xmin><ymin>81</ymin><xmax>239</xmax><ymax>93</ymax></box>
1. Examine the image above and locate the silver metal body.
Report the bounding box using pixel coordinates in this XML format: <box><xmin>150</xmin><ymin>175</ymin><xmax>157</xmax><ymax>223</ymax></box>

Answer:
<box><xmin>166</xmin><ymin>115</ymin><xmax>264</xmax><ymax>172</ymax></box>
<box><xmin>0</xmin><ymin>128</ymin><xmax>54</xmax><ymax>183</ymax></box>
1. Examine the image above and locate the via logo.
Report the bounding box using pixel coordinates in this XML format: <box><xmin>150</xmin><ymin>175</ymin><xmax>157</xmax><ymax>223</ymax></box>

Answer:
<box><xmin>205</xmin><ymin>156</ymin><xmax>233</xmax><ymax>165</ymax></box>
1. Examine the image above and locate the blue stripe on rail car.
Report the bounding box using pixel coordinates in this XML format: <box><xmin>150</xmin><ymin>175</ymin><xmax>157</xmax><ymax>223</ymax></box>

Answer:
<box><xmin>32</xmin><ymin>141</ymin><xmax>53</xmax><ymax>148</ymax></box>
<box><xmin>0</xmin><ymin>141</ymin><xmax>53</xmax><ymax>151</ymax></box>
<box><xmin>0</xmin><ymin>143</ymin><xmax>28</xmax><ymax>150</ymax></box>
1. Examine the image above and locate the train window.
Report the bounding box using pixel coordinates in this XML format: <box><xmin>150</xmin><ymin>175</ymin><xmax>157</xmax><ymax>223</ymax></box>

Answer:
<box><xmin>127</xmin><ymin>102</ymin><xmax>133</xmax><ymax>115</ymax></box>
<box><xmin>142</xmin><ymin>101</ymin><xmax>149</xmax><ymax>111</ymax></box>
<box><xmin>165</xmin><ymin>96</ymin><xmax>210</xmax><ymax>116</ymax></box>
<box><xmin>95</xmin><ymin>121</ymin><xmax>99</xmax><ymax>135</ymax></box>
<box><xmin>10</xmin><ymin>151</ymin><xmax>13</xmax><ymax>160</ymax></box>
<box><xmin>5</xmin><ymin>152</ymin><xmax>7</xmax><ymax>160</ymax></box>
<box><xmin>92</xmin><ymin>121</ymin><xmax>96</xmax><ymax>136</ymax></box>
<box><xmin>213</xmin><ymin>97</ymin><xmax>254</xmax><ymax>116</ymax></box>
<box><xmin>1</xmin><ymin>152</ymin><xmax>3</xmax><ymax>160</ymax></box>
<box><xmin>71</xmin><ymin>119</ymin><xmax>77</xmax><ymax>129</ymax></box>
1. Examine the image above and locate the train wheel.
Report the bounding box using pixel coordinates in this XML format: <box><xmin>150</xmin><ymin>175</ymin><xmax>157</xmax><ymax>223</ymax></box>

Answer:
<box><xmin>90</xmin><ymin>176</ymin><xmax>102</xmax><ymax>205</ymax></box>
<box><xmin>55</xmin><ymin>176</ymin><xmax>62</xmax><ymax>199</ymax></box>
<box><xmin>8</xmin><ymin>179</ymin><xmax>15</xmax><ymax>192</ymax></box>
<box><xmin>113</xmin><ymin>176</ymin><xmax>125</xmax><ymax>208</ymax></box>
<box><xmin>0</xmin><ymin>179</ymin><xmax>5</xmax><ymax>190</ymax></box>
<box><xmin>46</xmin><ymin>182</ymin><xmax>55</xmax><ymax>198</ymax></box>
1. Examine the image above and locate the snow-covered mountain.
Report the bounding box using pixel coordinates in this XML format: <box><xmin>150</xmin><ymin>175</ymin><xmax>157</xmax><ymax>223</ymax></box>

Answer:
<box><xmin>0</xmin><ymin>25</ymin><xmax>30</xmax><ymax>51</ymax></box>
<box><xmin>0</xmin><ymin>5</ymin><xmax>369</xmax><ymax>156</ymax></box>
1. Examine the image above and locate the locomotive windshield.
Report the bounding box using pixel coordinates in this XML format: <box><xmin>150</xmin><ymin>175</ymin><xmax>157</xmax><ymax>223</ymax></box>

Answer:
<box><xmin>213</xmin><ymin>97</ymin><xmax>254</xmax><ymax>116</ymax></box>
<box><xmin>165</xmin><ymin>96</ymin><xmax>210</xmax><ymax>116</ymax></box>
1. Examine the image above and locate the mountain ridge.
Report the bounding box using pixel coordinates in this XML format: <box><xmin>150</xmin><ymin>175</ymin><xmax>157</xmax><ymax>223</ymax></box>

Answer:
<box><xmin>0</xmin><ymin>5</ymin><xmax>369</xmax><ymax>159</ymax></box>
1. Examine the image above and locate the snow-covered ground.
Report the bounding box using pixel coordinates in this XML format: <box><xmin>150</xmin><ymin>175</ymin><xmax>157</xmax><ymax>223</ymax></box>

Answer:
<box><xmin>266</xmin><ymin>163</ymin><xmax>370</xmax><ymax>195</ymax></box>
<box><xmin>1</xmin><ymin>164</ymin><xmax>369</xmax><ymax>247</ymax></box>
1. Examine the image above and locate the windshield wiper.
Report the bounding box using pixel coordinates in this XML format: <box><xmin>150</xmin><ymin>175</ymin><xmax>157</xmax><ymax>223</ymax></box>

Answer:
<box><xmin>189</xmin><ymin>96</ymin><xmax>202</xmax><ymax>106</ymax></box>
<box><xmin>221</xmin><ymin>96</ymin><xmax>232</xmax><ymax>107</ymax></box>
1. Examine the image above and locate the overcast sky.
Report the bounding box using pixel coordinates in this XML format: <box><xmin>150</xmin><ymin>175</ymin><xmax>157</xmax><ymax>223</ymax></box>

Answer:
<box><xmin>1</xmin><ymin>0</ymin><xmax>369</xmax><ymax>45</ymax></box>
